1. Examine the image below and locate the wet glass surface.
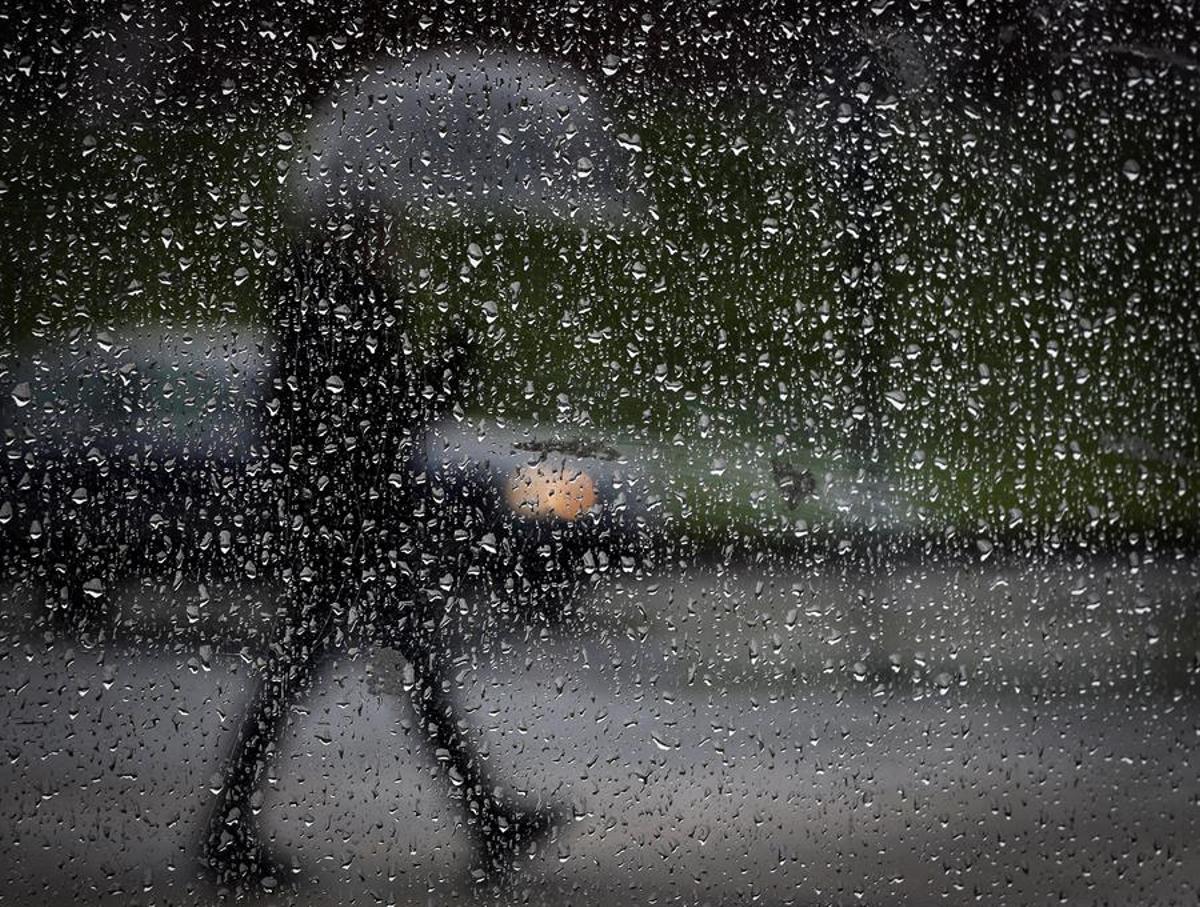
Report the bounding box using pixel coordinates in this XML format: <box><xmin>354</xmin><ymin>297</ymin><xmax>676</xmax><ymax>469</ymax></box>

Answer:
<box><xmin>2</xmin><ymin>3</ymin><xmax>1198</xmax><ymax>904</ymax></box>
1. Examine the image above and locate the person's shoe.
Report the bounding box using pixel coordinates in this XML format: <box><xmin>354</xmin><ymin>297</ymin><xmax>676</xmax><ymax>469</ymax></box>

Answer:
<box><xmin>473</xmin><ymin>800</ymin><xmax>564</xmax><ymax>879</ymax></box>
<box><xmin>200</xmin><ymin>807</ymin><xmax>298</xmax><ymax>896</ymax></box>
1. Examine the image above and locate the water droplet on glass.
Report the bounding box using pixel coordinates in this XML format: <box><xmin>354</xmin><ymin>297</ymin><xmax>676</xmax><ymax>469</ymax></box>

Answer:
<box><xmin>883</xmin><ymin>388</ymin><xmax>907</xmax><ymax>411</ymax></box>
<box><xmin>11</xmin><ymin>381</ymin><xmax>31</xmax><ymax>407</ymax></box>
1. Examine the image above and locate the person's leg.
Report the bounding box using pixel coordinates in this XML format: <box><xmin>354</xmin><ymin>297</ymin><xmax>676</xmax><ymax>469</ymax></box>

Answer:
<box><xmin>392</xmin><ymin>623</ymin><xmax>560</xmax><ymax>875</ymax></box>
<box><xmin>202</xmin><ymin>602</ymin><xmax>334</xmax><ymax>886</ymax></box>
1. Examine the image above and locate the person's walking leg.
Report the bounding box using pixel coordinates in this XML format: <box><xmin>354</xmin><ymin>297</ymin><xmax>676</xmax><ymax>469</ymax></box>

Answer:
<box><xmin>393</xmin><ymin>625</ymin><xmax>560</xmax><ymax>875</ymax></box>
<box><xmin>202</xmin><ymin>601</ymin><xmax>334</xmax><ymax>887</ymax></box>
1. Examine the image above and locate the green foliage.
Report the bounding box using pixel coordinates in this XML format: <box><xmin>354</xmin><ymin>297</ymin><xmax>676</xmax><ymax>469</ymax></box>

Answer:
<box><xmin>3</xmin><ymin>77</ymin><xmax>1196</xmax><ymax>542</ymax></box>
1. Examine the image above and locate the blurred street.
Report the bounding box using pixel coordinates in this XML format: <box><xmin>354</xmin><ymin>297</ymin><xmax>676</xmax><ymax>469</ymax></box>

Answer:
<box><xmin>2</xmin><ymin>552</ymin><xmax>1197</xmax><ymax>905</ymax></box>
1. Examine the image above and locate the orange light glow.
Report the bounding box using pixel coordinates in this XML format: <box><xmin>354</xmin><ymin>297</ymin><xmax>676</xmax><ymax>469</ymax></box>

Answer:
<box><xmin>506</xmin><ymin>463</ymin><xmax>598</xmax><ymax>521</ymax></box>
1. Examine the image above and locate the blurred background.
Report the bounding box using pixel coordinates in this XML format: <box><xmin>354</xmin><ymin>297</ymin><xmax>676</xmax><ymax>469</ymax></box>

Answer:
<box><xmin>1</xmin><ymin>1</ymin><xmax>1198</xmax><ymax>904</ymax></box>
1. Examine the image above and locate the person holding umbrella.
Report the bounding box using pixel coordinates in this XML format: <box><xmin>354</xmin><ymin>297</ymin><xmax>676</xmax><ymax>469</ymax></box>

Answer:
<box><xmin>202</xmin><ymin>46</ymin><xmax>641</xmax><ymax>890</ymax></box>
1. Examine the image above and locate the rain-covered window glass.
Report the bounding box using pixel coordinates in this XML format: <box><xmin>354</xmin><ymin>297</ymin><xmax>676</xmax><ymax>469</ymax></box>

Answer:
<box><xmin>3</xmin><ymin>3</ymin><xmax>1198</xmax><ymax>903</ymax></box>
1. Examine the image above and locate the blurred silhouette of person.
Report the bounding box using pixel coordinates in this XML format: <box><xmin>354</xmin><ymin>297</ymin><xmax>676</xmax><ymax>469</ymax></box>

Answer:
<box><xmin>202</xmin><ymin>47</ymin><xmax>641</xmax><ymax>889</ymax></box>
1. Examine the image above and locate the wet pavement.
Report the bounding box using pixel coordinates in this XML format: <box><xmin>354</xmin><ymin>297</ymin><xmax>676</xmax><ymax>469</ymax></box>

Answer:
<box><xmin>2</xmin><ymin>553</ymin><xmax>1198</xmax><ymax>905</ymax></box>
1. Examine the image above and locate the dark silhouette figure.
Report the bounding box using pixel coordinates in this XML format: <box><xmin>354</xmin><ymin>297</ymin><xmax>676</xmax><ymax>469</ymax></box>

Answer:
<box><xmin>200</xmin><ymin>237</ymin><xmax>561</xmax><ymax>889</ymax></box>
<box><xmin>202</xmin><ymin>44</ymin><xmax>644</xmax><ymax>888</ymax></box>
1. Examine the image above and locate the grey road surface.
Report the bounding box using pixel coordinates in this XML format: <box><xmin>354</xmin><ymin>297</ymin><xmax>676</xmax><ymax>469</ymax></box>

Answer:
<box><xmin>2</xmin><ymin>553</ymin><xmax>1198</xmax><ymax>905</ymax></box>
